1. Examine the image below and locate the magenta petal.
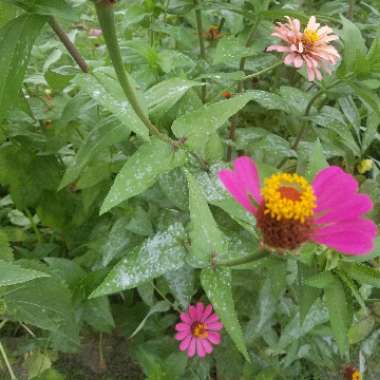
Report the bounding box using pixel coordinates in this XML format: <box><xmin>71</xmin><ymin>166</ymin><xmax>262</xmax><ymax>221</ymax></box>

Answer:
<box><xmin>218</xmin><ymin>156</ymin><xmax>262</xmax><ymax>214</ymax></box>
<box><xmin>180</xmin><ymin>312</ymin><xmax>192</xmax><ymax>324</ymax></box>
<box><xmin>179</xmin><ymin>335</ymin><xmax>192</xmax><ymax>351</ymax></box>
<box><xmin>207</xmin><ymin>322</ymin><xmax>224</xmax><ymax>331</ymax></box>
<box><xmin>207</xmin><ymin>331</ymin><xmax>221</xmax><ymax>345</ymax></box>
<box><xmin>202</xmin><ymin>339</ymin><xmax>213</xmax><ymax>354</ymax></box>
<box><xmin>312</xmin><ymin>219</ymin><xmax>377</xmax><ymax>255</ymax></box>
<box><xmin>204</xmin><ymin>314</ymin><xmax>219</xmax><ymax>324</ymax></box>
<box><xmin>196</xmin><ymin>340</ymin><xmax>206</xmax><ymax>358</ymax></box>
<box><xmin>315</xmin><ymin>193</ymin><xmax>373</xmax><ymax>224</ymax></box>
<box><xmin>195</xmin><ymin>303</ymin><xmax>204</xmax><ymax>319</ymax></box>
<box><xmin>189</xmin><ymin>305</ymin><xmax>198</xmax><ymax>321</ymax></box>
<box><xmin>175</xmin><ymin>323</ymin><xmax>190</xmax><ymax>332</ymax></box>
<box><xmin>187</xmin><ymin>338</ymin><xmax>196</xmax><ymax>357</ymax></box>
<box><xmin>201</xmin><ymin>304</ymin><xmax>213</xmax><ymax>322</ymax></box>
<box><xmin>176</xmin><ymin>330</ymin><xmax>190</xmax><ymax>341</ymax></box>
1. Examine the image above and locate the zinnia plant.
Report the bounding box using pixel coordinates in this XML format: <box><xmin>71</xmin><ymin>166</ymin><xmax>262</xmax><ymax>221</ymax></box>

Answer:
<box><xmin>219</xmin><ymin>157</ymin><xmax>377</xmax><ymax>255</ymax></box>
<box><xmin>267</xmin><ymin>16</ymin><xmax>340</xmax><ymax>81</ymax></box>
<box><xmin>175</xmin><ymin>303</ymin><xmax>223</xmax><ymax>358</ymax></box>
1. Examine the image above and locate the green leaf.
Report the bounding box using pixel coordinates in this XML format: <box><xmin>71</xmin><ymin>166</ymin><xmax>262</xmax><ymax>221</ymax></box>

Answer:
<box><xmin>100</xmin><ymin>138</ymin><xmax>186</xmax><ymax>214</ymax></box>
<box><xmin>201</xmin><ymin>267</ymin><xmax>250</xmax><ymax>361</ymax></box>
<box><xmin>348</xmin><ymin>315</ymin><xmax>375</xmax><ymax>344</ymax></box>
<box><xmin>304</xmin><ymin>139</ymin><xmax>328</xmax><ymax>181</ymax></box>
<box><xmin>340</xmin><ymin>262</ymin><xmax>380</xmax><ymax>287</ymax></box>
<box><xmin>90</xmin><ymin>223</ymin><xmax>186</xmax><ymax>298</ymax></box>
<box><xmin>59</xmin><ymin>118</ymin><xmax>130</xmax><ymax>189</ymax></box>
<box><xmin>164</xmin><ymin>265</ymin><xmax>194</xmax><ymax>309</ymax></box>
<box><xmin>187</xmin><ymin>172</ymin><xmax>225</xmax><ymax>267</ymax></box>
<box><xmin>24</xmin><ymin>351</ymin><xmax>52</xmax><ymax>379</ymax></box>
<box><xmin>0</xmin><ymin>14</ymin><xmax>45</xmax><ymax>118</ymax></box>
<box><xmin>172</xmin><ymin>92</ymin><xmax>261</xmax><ymax>154</ymax></box>
<box><xmin>0</xmin><ymin>229</ymin><xmax>13</xmax><ymax>261</ymax></box>
<box><xmin>324</xmin><ymin>277</ymin><xmax>350</xmax><ymax>356</ymax></box>
<box><xmin>0</xmin><ymin>0</ymin><xmax>76</xmax><ymax>21</ymax></box>
<box><xmin>0</xmin><ymin>260</ymin><xmax>49</xmax><ymax>287</ymax></box>
<box><xmin>305</xmin><ymin>271</ymin><xmax>336</xmax><ymax>289</ymax></box>
<box><xmin>76</xmin><ymin>72</ymin><xmax>150</xmax><ymax>141</ymax></box>
<box><xmin>145</xmin><ymin>78</ymin><xmax>202</xmax><ymax>120</ymax></box>
<box><xmin>339</xmin><ymin>16</ymin><xmax>367</xmax><ymax>75</ymax></box>
<box><xmin>349</xmin><ymin>82</ymin><xmax>380</xmax><ymax>117</ymax></box>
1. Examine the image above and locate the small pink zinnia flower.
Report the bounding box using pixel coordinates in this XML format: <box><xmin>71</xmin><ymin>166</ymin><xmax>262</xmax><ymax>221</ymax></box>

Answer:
<box><xmin>88</xmin><ymin>28</ymin><xmax>103</xmax><ymax>38</ymax></box>
<box><xmin>175</xmin><ymin>303</ymin><xmax>223</xmax><ymax>358</ymax></box>
<box><xmin>218</xmin><ymin>157</ymin><xmax>377</xmax><ymax>255</ymax></box>
<box><xmin>267</xmin><ymin>16</ymin><xmax>340</xmax><ymax>81</ymax></box>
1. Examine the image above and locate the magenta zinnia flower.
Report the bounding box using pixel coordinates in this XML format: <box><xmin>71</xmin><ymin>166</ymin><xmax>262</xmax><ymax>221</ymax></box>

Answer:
<box><xmin>175</xmin><ymin>303</ymin><xmax>223</xmax><ymax>358</ymax></box>
<box><xmin>218</xmin><ymin>157</ymin><xmax>377</xmax><ymax>255</ymax></box>
<box><xmin>267</xmin><ymin>16</ymin><xmax>340</xmax><ymax>81</ymax></box>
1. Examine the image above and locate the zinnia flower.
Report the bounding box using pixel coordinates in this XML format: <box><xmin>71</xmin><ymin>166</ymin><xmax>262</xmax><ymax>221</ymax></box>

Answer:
<box><xmin>343</xmin><ymin>365</ymin><xmax>362</xmax><ymax>380</ymax></box>
<box><xmin>218</xmin><ymin>156</ymin><xmax>377</xmax><ymax>255</ymax></box>
<box><xmin>175</xmin><ymin>303</ymin><xmax>223</xmax><ymax>358</ymax></box>
<box><xmin>267</xmin><ymin>16</ymin><xmax>340</xmax><ymax>81</ymax></box>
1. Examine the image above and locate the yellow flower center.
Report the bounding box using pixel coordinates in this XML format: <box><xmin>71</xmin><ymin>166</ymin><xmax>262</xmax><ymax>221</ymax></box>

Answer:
<box><xmin>192</xmin><ymin>322</ymin><xmax>208</xmax><ymax>339</ymax></box>
<box><xmin>303</xmin><ymin>28</ymin><xmax>320</xmax><ymax>44</ymax></box>
<box><xmin>261</xmin><ymin>173</ymin><xmax>316</xmax><ymax>223</ymax></box>
<box><xmin>352</xmin><ymin>370</ymin><xmax>362</xmax><ymax>380</ymax></box>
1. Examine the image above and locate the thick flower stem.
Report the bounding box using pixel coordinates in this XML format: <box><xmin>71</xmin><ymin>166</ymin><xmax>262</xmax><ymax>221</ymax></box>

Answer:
<box><xmin>48</xmin><ymin>17</ymin><xmax>89</xmax><ymax>73</ymax></box>
<box><xmin>94</xmin><ymin>1</ymin><xmax>171</xmax><ymax>144</ymax></box>
<box><xmin>193</xmin><ymin>0</ymin><xmax>207</xmax><ymax>103</ymax></box>
<box><xmin>217</xmin><ymin>251</ymin><xmax>268</xmax><ymax>267</ymax></box>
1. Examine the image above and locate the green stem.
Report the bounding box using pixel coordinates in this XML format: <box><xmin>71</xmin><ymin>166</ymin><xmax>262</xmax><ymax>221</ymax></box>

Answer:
<box><xmin>193</xmin><ymin>0</ymin><xmax>207</xmax><ymax>103</ymax></box>
<box><xmin>94</xmin><ymin>1</ymin><xmax>171</xmax><ymax>143</ymax></box>
<box><xmin>217</xmin><ymin>251</ymin><xmax>268</xmax><ymax>267</ymax></box>
<box><xmin>152</xmin><ymin>282</ymin><xmax>181</xmax><ymax>312</ymax></box>
<box><xmin>0</xmin><ymin>341</ymin><xmax>17</xmax><ymax>380</ymax></box>
<box><xmin>241</xmin><ymin>61</ymin><xmax>282</xmax><ymax>81</ymax></box>
<box><xmin>25</xmin><ymin>209</ymin><xmax>42</xmax><ymax>243</ymax></box>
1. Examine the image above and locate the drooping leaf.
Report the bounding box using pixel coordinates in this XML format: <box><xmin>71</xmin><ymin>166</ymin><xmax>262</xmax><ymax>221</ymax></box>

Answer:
<box><xmin>340</xmin><ymin>262</ymin><xmax>380</xmax><ymax>288</ymax></box>
<box><xmin>90</xmin><ymin>223</ymin><xmax>187</xmax><ymax>298</ymax></box>
<box><xmin>100</xmin><ymin>138</ymin><xmax>186</xmax><ymax>214</ymax></box>
<box><xmin>0</xmin><ymin>14</ymin><xmax>46</xmax><ymax>118</ymax></box>
<box><xmin>304</xmin><ymin>139</ymin><xmax>328</xmax><ymax>181</ymax></box>
<box><xmin>201</xmin><ymin>267</ymin><xmax>250</xmax><ymax>361</ymax></box>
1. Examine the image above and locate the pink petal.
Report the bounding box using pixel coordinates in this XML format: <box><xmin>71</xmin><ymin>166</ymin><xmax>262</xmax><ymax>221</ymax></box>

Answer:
<box><xmin>294</xmin><ymin>55</ymin><xmax>304</xmax><ymax>68</ymax></box>
<box><xmin>218</xmin><ymin>156</ymin><xmax>262</xmax><ymax>214</ymax></box>
<box><xmin>195</xmin><ymin>303</ymin><xmax>204</xmax><ymax>319</ymax></box>
<box><xmin>267</xmin><ymin>45</ymin><xmax>291</xmax><ymax>53</ymax></box>
<box><xmin>176</xmin><ymin>330</ymin><xmax>190</xmax><ymax>340</ymax></box>
<box><xmin>314</xmin><ymin>193</ymin><xmax>373</xmax><ymax>225</ymax></box>
<box><xmin>189</xmin><ymin>305</ymin><xmax>198</xmax><ymax>321</ymax></box>
<box><xmin>196</xmin><ymin>339</ymin><xmax>206</xmax><ymax>358</ymax></box>
<box><xmin>312</xmin><ymin>167</ymin><xmax>359</xmax><ymax>213</ymax></box>
<box><xmin>284</xmin><ymin>53</ymin><xmax>296</xmax><ymax>65</ymax></box>
<box><xmin>207</xmin><ymin>322</ymin><xmax>224</xmax><ymax>331</ymax></box>
<box><xmin>311</xmin><ymin>219</ymin><xmax>377</xmax><ymax>255</ymax></box>
<box><xmin>201</xmin><ymin>304</ymin><xmax>213</xmax><ymax>322</ymax></box>
<box><xmin>180</xmin><ymin>312</ymin><xmax>192</xmax><ymax>324</ymax></box>
<box><xmin>175</xmin><ymin>322</ymin><xmax>190</xmax><ymax>332</ymax></box>
<box><xmin>187</xmin><ymin>338</ymin><xmax>197</xmax><ymax>357</ymax></box>
<box><xmin>202</xmin><ymin>338</ymin><xmax>214</xmax><ymax>354</ymax></box>
<box><xmin>205</xmin><ymin>313</ymin><xmax>220</xmax><ymax>324</ymax></box>
<box><xmin>207</xmin><ymin>331</ymin><xmax>221</xmax><ymax>345</ymax></box>
<box><xmin>179</xmin><ymin>335</ymin><xmax>192</xmax><ymax>351</ymax></box>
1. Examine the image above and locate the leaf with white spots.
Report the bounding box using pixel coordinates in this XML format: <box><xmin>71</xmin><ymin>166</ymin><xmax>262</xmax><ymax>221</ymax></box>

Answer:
<box><xmin>145</xmin><ymin>78</ymin><xmax>202</xmax><ymax>120</ymax></box>
<box><xmin>90</xmin><ymin>223</ymin><xmax>187</xmax><ymax>298</ymax></box>
<box><xmin>172</xmin><ymin>92</ymin><xmax>258</xmax><ymax>154</ymax></box>
<box><xmin>100</xmin><ymin>138</ymin><xmax>186</xmax><ymax>214</ymax></box>
<box><xmin>76</xmin><ymin>72</ymin><xmax>150</xmax><ymax>141</ymax></box>
<box><xmin>187</xmin><ymin>172</ymin><xmax>226</xmax><ymax>267</ymax></box>
<box><xmin>201</xmin><ymin>268</ymin><xmax>250</xmax><ymax>361</ymax></box>
<box><xmin>165</xmin><ymin>264</ymin><xmax>194</xmax><ymax>309</ymax></box>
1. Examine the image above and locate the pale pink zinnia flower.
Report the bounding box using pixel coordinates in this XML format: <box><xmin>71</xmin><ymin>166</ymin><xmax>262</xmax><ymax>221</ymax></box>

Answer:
<box><xmin>175</xmin><ymin>303</ymin><xmax>223</xmax><ymax>358</ymax></box>
<box><xmin>218</xmin><ymin>157</ymin><xmax>377</xmax><ymax>255</ymax></box>
<box><xmin>88</xmin><ymin>28</ymin><xmax>103</xmax><ymax>38</ymax></box>
<box><xmin>267</xmin><ymin>16</ymin><xmax>340</xmax><ymax>81</ymax></box>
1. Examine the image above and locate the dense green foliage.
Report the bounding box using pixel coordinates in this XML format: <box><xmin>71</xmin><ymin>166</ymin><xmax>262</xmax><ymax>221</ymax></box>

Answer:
<box><xmin>0</xmin><ymin>0</ymin><xmax>380</xmax><ymax>379</ymax></box>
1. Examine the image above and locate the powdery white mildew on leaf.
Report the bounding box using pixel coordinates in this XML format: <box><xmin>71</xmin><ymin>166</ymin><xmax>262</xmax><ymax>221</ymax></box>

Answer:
<box><xmin>201</xmin><ymin>267</ymin><xmax>250</xmax><ymax>361</ymax></box>
<box><xmin>90</xmin><ymin>223</ymin><xmax>187</xmax><ymax>298</ymax></box>
<box><xmin>100</xmin><ymin>138</ymin><xmax>186</xmax><ymax>214</ymax></box>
